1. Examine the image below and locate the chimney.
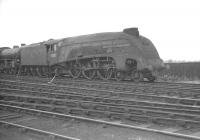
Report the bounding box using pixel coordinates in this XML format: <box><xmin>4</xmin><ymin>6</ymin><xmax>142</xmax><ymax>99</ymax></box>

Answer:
<box><xmin>13</xmin><ymin>45</ymin><xmax>19</xmax><ymax>49</ymax></box>
<box><xmin>21</xmin><ymin>43</ymin><xmax>26</xmax><ymax>46</ymax></box>
<box><xmin>123</xmin><ymin>28</ymin><xmax>139</xmax><ymax>37</ymax></box>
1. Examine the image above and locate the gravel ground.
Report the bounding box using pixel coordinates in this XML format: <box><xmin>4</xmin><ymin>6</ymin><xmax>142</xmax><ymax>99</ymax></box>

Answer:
<box><xmin>177</xmin><ymin>80</ymin><xmax>200</xmax><ymax>84</ymax></box>
<box><xmin>0</xmin><ymin>127</ymin><xmax>47</xmax><ymax>140</ymax></box>
<box><xmin>0</xmin><ymin>110</ymin><xmax>193</xmax><ymax>140</ymax></box>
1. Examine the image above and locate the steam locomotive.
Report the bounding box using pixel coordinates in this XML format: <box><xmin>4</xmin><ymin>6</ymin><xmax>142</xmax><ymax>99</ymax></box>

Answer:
<box><xmin>0</xmin><ymin>28</ymin><xmax>165</xmax><ymax>82</ymax></box>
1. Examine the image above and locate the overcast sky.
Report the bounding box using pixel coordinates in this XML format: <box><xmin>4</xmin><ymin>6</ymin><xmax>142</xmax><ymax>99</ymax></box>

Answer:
<box><xmin>0</xmin><ymin>0</ymin><xmax>200</xmax><ymax>61</ymax></box>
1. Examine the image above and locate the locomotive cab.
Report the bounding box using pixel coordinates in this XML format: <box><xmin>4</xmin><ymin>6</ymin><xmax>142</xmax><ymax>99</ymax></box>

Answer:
<box><xmin>45</xmin><ymin>44</ymin><xmax>57</xmax><ymax>65</ymax></box>
<box><xmin>45</xmin><ymin>39</ymin><xmax>59</xmax><ymax>66</ymax></box>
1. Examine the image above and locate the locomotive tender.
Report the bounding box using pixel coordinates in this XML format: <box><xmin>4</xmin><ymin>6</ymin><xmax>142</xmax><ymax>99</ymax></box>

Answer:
<box><xmin>0</xmin><ymin>28</ymin><xmax>165</xmax><ymax>81</ymax></box>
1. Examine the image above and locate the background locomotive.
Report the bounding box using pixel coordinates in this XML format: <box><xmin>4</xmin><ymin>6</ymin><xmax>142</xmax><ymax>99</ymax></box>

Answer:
<box><xmin>0</xmin><ymin>46</ymin><xmax>20</xmax><ymax>74</ymax></box>
<box><xmin>0</xmin><ymin>28</ymin><xmax>165</xmax><ymax>81</ymax></box>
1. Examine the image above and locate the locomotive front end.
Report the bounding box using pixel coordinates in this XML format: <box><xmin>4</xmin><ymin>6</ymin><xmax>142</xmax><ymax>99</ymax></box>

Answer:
<box><xmin>118</xmin><ymin>28</ymin><xmax>165</xmax><ymax>81</ymax></box>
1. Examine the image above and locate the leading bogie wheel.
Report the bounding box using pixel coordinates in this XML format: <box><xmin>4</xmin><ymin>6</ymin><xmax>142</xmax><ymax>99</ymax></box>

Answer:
<box><xmin>115</xmin><ymin>71</ymin><xmax>125</xmax><ymax>81</ymax></box>
<box><xmin>132</xmin><ymin>72</ymin><xmax>143</xmax><ymax>82</ymax></box>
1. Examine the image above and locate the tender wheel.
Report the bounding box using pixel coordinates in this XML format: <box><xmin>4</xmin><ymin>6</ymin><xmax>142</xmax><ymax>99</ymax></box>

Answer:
<box><xmin>69</xmin><ymin>61</ymin><xmax>82</xmax><ymax>79</ymax></box>
<box><xmin>7</xmin><ymin>68</ymin><xmax>11</xmax><ymax>74</ymax></box>
<box><xmin>11</xmin><ymin>68</ymin><xmax>16</xmax><ymax>75</ymax></box>
<box><xmin>41</xmin><ymin>67</ymin><xmax>48</xmax><ymax>77</ymax></box>
<box><xmin>115</xmin><ymin>71</ymin><xmax>125</xmax><ymax>81</ymax></box>
<box><xmin>24</xmin><ymin>67</ymin><xmax>31</xmax><ymax>76</ymax></box>
<box><xmin>97</xmin><ymin>68</ymin><xmax>113</xmax><ymax>80</ymax></box>
<box><xmin>28</xmin><ymin>67</ymin><xmax>32</xmax><ymax>76</ymax></box>
<box><xmin>32</xmin><ymin>67</ymin><xmax>38</xmax><ymax>76</ymax></box>
<box><xmin>36</xmin><ymin>67</ymin><xmax>43</xmax><ymax>77</ymax></box>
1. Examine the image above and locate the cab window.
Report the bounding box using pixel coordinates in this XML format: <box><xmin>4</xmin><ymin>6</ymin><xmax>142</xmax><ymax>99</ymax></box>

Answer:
<box><xmin>50</xmin><ymin>44</ymin><xmax>57</xmax><ymax>52</ymax></box>
<box><xmin>46</xmin><ymin>44</ymin><xmax>57</xmax><ymax>53</ymax></box>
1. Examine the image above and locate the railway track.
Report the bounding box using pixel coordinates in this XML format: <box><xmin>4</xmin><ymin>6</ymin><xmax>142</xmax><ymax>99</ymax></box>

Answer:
<box><xmin>0</xmin><ymin>104</ymin><xmax>200</xmax><ymax>140</ymax></box>
<box><xmin>2</xmin><ymin>94</ymin><xmax>200</xmax><ymax>127</ymax></box>
<box><xmin>0</xmin><ymin>121</ymin><xmax>78</xmax><ymax>140</ymax></box>
<box><xmin>1</xmin><ymin>79</ymin><xmax>200</xmax><ymax>106</ymax></box>
<box><xmin>0</xmin><ymin>107</ymin><xmax>79</xmax><ymax>140</ymax></box>
<box><xmin>1</xmin><ymin>75</ymin><xmax>200</xmax><ymax>97</ymax></box>
<box><xmin>1</xmin><ymin>78</ymin><xmax>200</xmax><ymax>139</ymax></box>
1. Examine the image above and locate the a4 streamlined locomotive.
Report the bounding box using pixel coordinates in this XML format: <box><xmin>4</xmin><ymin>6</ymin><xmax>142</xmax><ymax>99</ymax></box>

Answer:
<box><xmin>0</xmin><ymin>28</ymin><xmax>165</xmax><ymax>82</ymax></box>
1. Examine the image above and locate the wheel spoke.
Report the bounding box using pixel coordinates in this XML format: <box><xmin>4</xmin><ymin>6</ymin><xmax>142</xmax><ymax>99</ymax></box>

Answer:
<box><xmin>97</xmin><ymin>68</ymin><xmax>112</xmax><ymax>80</ymax></box>
<box><xmin>69</xmin><ymin>61</ymin><xmax>82</xmax><ymax>79</ymax></box>
<box><xmin>69</xmin><ymin>69</ymin><xmax>81</xmax><ymax>78</ymax></box>
<box><xmin>82</xmin><ymin>69</ymin><xmax>96</xmax><ymax>80</ymax></box>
